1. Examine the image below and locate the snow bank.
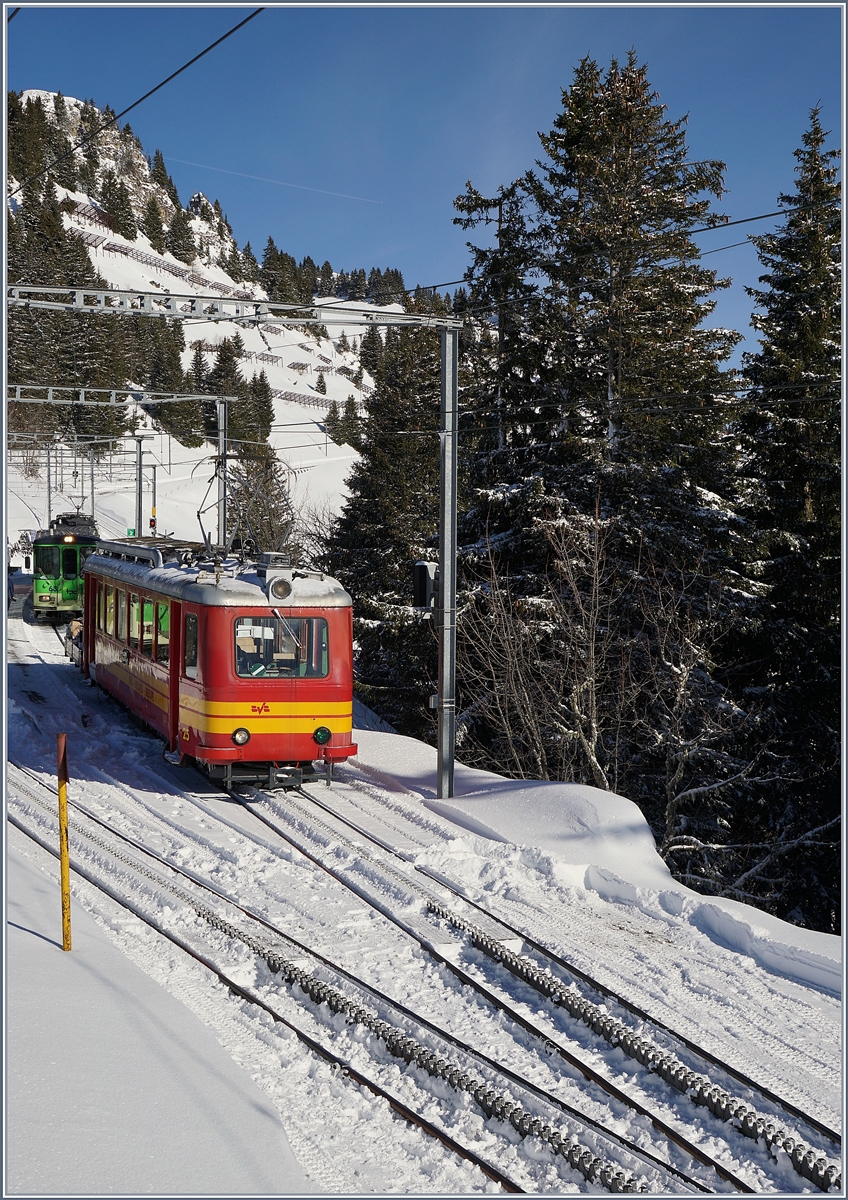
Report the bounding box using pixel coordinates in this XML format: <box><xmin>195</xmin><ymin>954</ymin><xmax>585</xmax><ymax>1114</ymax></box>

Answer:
<box><xmin>350</xmin><ymin>731</ymin><xmax>842</xmax><ymax>997</ymax></box>
<box><xmin>6</xmin><ymin>843</ymin><xmax>313</xmax><ymax>1195</ymax></box>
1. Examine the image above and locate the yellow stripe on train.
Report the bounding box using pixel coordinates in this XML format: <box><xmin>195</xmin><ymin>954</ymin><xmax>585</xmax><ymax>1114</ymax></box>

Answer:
<box><xmin>179</xmin><ymin>713</ymin><xmax>353</xmax><ymax>736</ymax></box>
<box><xmin>178</xmin><ymin>697</ymin><xmax>353</xmax><ymax>718</ymax></box>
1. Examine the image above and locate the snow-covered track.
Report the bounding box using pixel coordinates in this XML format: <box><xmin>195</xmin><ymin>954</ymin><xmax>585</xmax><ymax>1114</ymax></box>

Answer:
<box><xmin>8</xmin><ymin>607</ymin><xmax>838</xmax><ymax>1193</ymax></box>
<box><xmin>6</xmin><ymin>800</ymin><xmax>523</xmax><ymax>1194</ymax></box>
<box><xmin>426</xmin><ymin>901</ymin><xmax>841</xmax><ymax>1193</ymax></box>
<box><xmin>8</xmin><ymin>765</ymin><xmax>697</xmax><ymax>1195</ymax></box>
<box><xmin>278</xmin><ymin>781</ymin><xmax>842</xmax><ymax>1194</ymax></box>
<box><xmin>424</xmin><ymin>885</ymin><xmax>842</xmax><ymax>1149</ymax></box>
<box><xmin>224</xmin><ymin>786</ymin><xmax>803</xmax><ymax>1194</ymax></box>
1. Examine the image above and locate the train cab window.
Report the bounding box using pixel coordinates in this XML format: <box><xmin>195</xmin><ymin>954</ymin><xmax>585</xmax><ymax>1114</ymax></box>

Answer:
<box><xmin>105</xmin><ymin>586</ymin><xmax>115</xmax><ymax>637</ymax></box>
<box><xmin>141</xmin><ymin>599</ymin><xmax>154</xmax><ymax>657</ymax></box>
<box><xmin>116</xmin><ymin>589</ymin><xmax>126</xmax><ymax>641</ymax></box>
<box><xmin>79</xmin><ymin>545</ymin><xmax>95</xmax><ymax>571</ymax></box>
<box><xmin>184</xmin><ymin>614</ymin><xmax>198</xmax><ymax>679</ymax></box>
<box><xmin>234</xmin><ymin>615</ymin><xmax>329</xmax><ymax>679</ymax></box>
<box><xmin>34</xmin><ymin>546</ymin><xmax>60</xmax><ymax>578</ymax></box>
<box><xmin>61</xmin><ymin>547</ymin><xmax>77</xmax><ymax>580</ymax></box>
<box><xmin>129</xmin><ymin>594</ymin><xmax>140</xmax><ymax>651</ymax></box>
<box><xmin>156</xmin><ymin>603</ymin><xmax>170</xmax><ymax>664</ymax></box>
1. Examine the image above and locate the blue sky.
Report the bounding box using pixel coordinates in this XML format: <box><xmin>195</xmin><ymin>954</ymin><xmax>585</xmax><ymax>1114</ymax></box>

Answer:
<box><xmin>5</xmin><ymin>5</ymin><xmax>843</xmax><ymax>362</ymax></box>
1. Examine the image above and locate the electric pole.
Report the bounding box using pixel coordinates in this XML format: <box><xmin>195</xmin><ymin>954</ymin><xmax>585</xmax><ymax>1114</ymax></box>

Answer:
<box><xmin>437</xmin><ymin>328</ymin><xmax>459</xmax><ymax>799</ymax></box>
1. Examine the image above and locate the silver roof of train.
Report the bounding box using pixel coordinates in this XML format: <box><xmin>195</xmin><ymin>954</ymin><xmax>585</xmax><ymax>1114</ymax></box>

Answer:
<box><xmin>84</xmin><ymin>542</ymin><xmax>352</xmax><ymax>609</ymax></box>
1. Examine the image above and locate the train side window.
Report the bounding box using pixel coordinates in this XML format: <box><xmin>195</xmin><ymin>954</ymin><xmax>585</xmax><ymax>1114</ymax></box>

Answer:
<box><xmin>116</xmin><ymin>589</ymin><xmax>126</xmax><ymax>641</ymax></box>
<box><xmin>105</xmin><ymin>586</ymin><xmax>115</xmax><ymax>637</ymax></box>
<box><xmin>141</xmin><ymin>598</ymin><xmax>154</xmax><ymax>657</ymax></box>
<box><xmin>184</xmin><ymin>614</ymin><xmax>198</xmax><ymax>679</ymax></box>
<box><xmin>156</xmin><ymin>603</ymin><xmax>170</xmax><ymax>664</ymax></box>
<box><xmin>129</xmin><ymin>594</ymin><xmax>140</xmax><ymax>651</ymax></box>
<box><xmin>61</xmin><ymin>547</ymin><xmax>77</xmax><ymax>580</ymax></box>
<box><xmin>96</xmin><ymin>582</ymin><xmax>103</xmax><ymax>630</ymax></box>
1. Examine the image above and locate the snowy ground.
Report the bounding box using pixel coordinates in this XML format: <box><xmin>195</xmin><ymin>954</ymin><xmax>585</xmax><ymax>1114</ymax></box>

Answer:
<box><xmin>4</xmin><ymin>601</ymin><xmax>842</xmax><ymax>1194</ymax></box>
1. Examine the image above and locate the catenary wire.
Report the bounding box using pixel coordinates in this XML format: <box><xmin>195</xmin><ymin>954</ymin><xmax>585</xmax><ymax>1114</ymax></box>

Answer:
<box><xmin>9</xmin><ymin>9</ymin><xmax>265</xmax><ymax>198</ymax></box>
<box><xmin>305</xmin><ymin>199</ymin><xmax>841</xmax><ymax>309</ymax></box>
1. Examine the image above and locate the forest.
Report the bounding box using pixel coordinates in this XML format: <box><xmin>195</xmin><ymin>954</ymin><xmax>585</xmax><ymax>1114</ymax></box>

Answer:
<box><xmin>6</xmin><ymin>57</ymin><xmax>842</xmax><ymax>932</ymax></box>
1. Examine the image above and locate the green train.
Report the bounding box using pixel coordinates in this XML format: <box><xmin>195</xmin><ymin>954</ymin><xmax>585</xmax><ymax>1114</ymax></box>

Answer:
<box><xmin>32</xmin><ymin>513</ymin><xmax>99</xmax><ymax>620</ymax></box>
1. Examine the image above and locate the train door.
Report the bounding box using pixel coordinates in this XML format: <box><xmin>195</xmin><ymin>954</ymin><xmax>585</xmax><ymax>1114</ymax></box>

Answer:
<box><xmin>60</xmin><ymin>545</ymin><xmax>78</xmax><ymax>610</ymax></box>
<box><xmin>178</xmin><ymin>607</ymin><xmax>202</xmax><ymax>756</ymax></box>
<box><xmin>161</xmin><ymin>599</ymin><xmax>181</xmax><ymax>753</ymax></box>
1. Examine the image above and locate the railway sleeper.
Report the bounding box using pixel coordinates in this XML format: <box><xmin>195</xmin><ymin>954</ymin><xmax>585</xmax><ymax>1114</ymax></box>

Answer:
<box><xmin>428</xmin><ymin>901</ymin><xmax>841</xmax><ymax>1193</ymax></box>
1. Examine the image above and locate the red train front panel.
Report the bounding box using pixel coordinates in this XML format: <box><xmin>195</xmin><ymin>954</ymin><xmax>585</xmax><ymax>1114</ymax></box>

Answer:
<box><xmin>176</xmin><ymin>604</ymin><xmax>356</xmax><ymax>766</ymax></box>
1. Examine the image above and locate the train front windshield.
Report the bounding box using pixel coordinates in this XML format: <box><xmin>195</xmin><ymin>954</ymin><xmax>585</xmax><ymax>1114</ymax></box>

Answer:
<box><xmin>34</xmin><ymin>546</ymin><xmax>60</xmax><ymax>578</ymax></box>
<box><xmin>234</xmin><ymin>615</ymin><xmax>329</xmax><ymax>678</ymax></box>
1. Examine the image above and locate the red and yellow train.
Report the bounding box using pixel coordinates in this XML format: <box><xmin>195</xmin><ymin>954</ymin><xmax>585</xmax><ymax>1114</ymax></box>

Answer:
<box><xmin>82</xmin><ymin>541</ymin><xmax>357</xmax><ymax>788</ymax></box>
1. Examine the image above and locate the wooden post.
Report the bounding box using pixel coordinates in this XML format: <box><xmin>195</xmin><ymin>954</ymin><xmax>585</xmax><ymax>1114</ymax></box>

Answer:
<box><xmin>57</xmin><ymin>733</ymin><xmax>72</xmax><ymax>951</ymax></box>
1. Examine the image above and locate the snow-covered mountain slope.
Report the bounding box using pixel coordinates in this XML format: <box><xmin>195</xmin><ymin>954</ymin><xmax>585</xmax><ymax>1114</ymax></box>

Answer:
<box><xmin>7</xmin><ymin>90</ymin><xmax>402</xmax><ymax>554</ymax></box>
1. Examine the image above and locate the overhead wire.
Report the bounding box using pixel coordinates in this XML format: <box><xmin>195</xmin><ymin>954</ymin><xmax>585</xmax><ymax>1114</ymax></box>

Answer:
<box><xmin>9</xmin><ymin>8</ymin><xmax>265</xmax><ymax>198</ymax></box>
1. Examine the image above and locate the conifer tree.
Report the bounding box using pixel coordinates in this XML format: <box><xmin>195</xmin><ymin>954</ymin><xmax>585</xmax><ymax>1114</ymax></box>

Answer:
<box><xmin>359</xmin><ymin>324</ymin><xmax>383</xmax><ymax>375</ymax></box>
<box><xmin>100</xmin><ymin>170</ymin><xmax>137</xmax><ymax>240</ymax></box>
<box><xmin>189</xmin><ymin>342</ymin><xmax>208</xmax><ymax>392</ymax></box>
<box><xmin>324</xmin><ymin>400</ymin><xmax>343</xmax><ymax>444</ymax></box>
<box><xmin>166</xmin><ymin>205</ymin><xmax>196</xmax><ymax>264</ymax></box>
<box><xmin>341</xmin><ymin>395</ymin><xmax>362</xmax><ymax>449</ymax></box>
<box><xmin>141</xmin><ymin>195</ymin><xmax>166</xmax><ymax>254</ymax></box>
<box><xmin>453</xmin><ymin>53</ymin><xmax>748</xmax><ymax>871</ymax></box>
<box><xmin>315</xmin><ymin>371</ymin><xmax>327</xmax><ymax>395</ymax></box>
<box><xmin>298</xmin><ymin>255</ymin><xmax>318</xmax><ymax>302</ymax></box>
<box><xmin>247</xmin><ymin>370</ymin><xmax>274</xmax><ymax>448</ymax></box>
<box><xmin>224</xmin><ymin>242</ymin><xmax>243</xmax><ymax>281</ymax></box>
<box><xmin>319</xmin><ymin>260</ymin><xmax>335</xmax><ymax>295</ymax></box>
<box><xmin>240</xmin><ymin>241</ymin><xmax>259</xmax><ymax>282</ymax></box>
<box><xmin>728</xmin><ymin>108</ymin><xmax>842</xmax><ymax>930</ymax></box>
<box><xmin>328</xmin><ymin>307</ymin><xmax>442</xmax><ymax>734</ymax></box>
<box><xmin>348</xmin><ymin>268</ymin><xmax>367</xmax><ymax>300</ymax></box>
<box><xmin>206</xmin><ymin>337</ymin><xmax>248</xmax><ymax>442</ymax></box>
<box><xmin>151</xmin><ymin>148</ymin><xmax>181</xmax><ymax>208</ymax></box>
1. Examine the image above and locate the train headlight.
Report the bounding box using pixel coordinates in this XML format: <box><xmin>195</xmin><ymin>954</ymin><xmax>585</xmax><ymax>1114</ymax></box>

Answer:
<box><xmin>270</xmin><ymin>577</ymin><xmax>292</xmax><ymax>600</ymax></box>
<box><xmin>312</xmin><ymin>726</ymin><xmax>332</xmax><ymax>746</ymax></box>
<box><xmin>232</xmin><ymin>728</ymin><xmax>251</xmax><ymax>746</ymax></box>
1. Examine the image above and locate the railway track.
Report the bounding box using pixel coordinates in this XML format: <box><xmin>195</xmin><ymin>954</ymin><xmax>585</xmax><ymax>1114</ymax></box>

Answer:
<box><xmin>225</xmin><ymin>781</ymin><xmax>842</xmax><ymax>1195</ymax></box>
<box><xmin>9</xmin><ymin>763</ymin><xmax>705</xmax><ymax>1195</ymax></box>
<box><xmin>7</xmin><ymin>616</ymin><xmax>841</xmax><ymax>1193</ymax></box>
<box><xmin>298</xmin><ymin>780</ymin><xmax>843</xmax><ymax>1157</ymax></box>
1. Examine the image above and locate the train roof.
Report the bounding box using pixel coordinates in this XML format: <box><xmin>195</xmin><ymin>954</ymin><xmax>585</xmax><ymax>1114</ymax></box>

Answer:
<box><xmin>33</xmin><ymin>528</ymin><xmax>99</xmax><ymax>546</ymax></box>
<box><xmin>83</xmin><ymin>540</ymin><xmax>352</xmax><ymax>609</ymax></box>
<box><xmin>33</xmin><ymin>512</ymin><xmax>99</xmax><ymax>543</ymax></box>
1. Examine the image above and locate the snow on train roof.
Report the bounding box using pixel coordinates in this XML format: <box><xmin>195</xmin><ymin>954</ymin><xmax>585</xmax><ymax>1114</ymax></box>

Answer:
<box><xmin>84</xmin><ymin>549</ymin><xmax>352</xmax><ymax>609</ymax></box>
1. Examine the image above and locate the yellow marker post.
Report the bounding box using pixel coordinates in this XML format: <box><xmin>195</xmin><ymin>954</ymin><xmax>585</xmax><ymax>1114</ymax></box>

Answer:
<box><xmin>57</xmin><ymin>733</ymin><xmax>72</xmax><ymax>951</ymax></box>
